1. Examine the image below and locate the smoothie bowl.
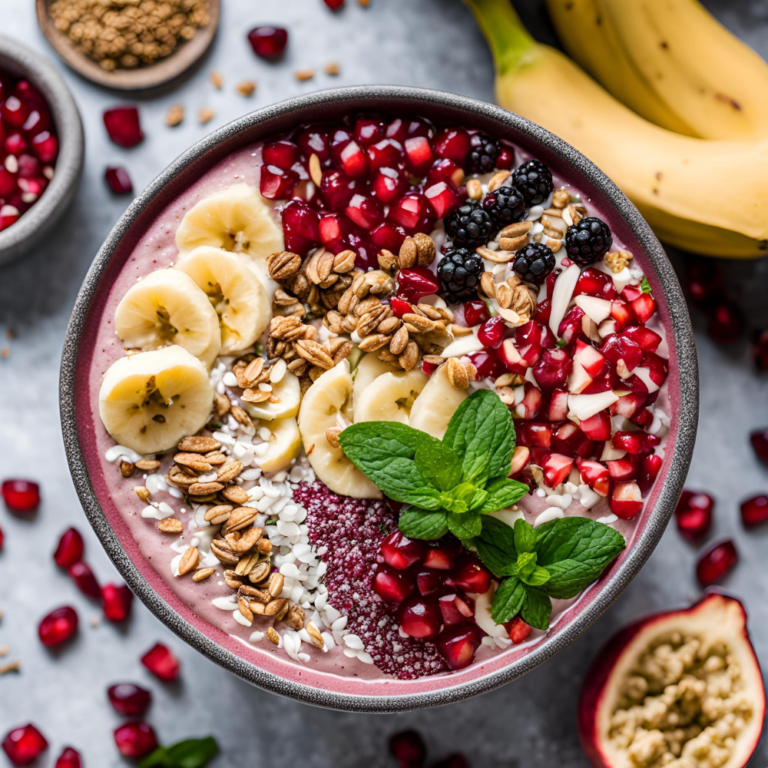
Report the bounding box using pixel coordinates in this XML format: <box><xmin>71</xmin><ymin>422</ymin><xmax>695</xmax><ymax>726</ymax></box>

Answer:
<box><xmin>61</xmin><ymin>86</ymin><xmax>697</xmax><ymax>711</ymax></box>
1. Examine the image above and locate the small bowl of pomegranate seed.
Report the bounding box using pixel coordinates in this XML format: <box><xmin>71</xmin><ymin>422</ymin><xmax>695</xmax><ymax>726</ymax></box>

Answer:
<box><xmin>62</xmin><ymin>87</ymin><xmax>698</xmax><ymax>711</ymax></box>
<box><xmin>0</xmin><ymin>36</ymin><xmax>83</xmax><ymax>265</ymax></box>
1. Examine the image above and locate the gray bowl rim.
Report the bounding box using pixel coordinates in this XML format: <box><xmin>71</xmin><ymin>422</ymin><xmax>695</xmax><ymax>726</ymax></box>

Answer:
<box><xmin>60</xmin><ymin>85</ymin><xmax>698</xmax><ymax>713</ymax></box>
<box><xmin>0</xmin><ymin>34</ymin><xmax>84</xmax><ymax>264</ymax></box>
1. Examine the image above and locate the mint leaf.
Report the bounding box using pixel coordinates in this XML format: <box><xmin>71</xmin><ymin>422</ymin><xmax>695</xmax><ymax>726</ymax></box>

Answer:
<box><xmin>399</xmin><ymin>508</ymin><xmax>449</xmax><ymax>540</ymax></box>
<box><xmin>640</xmin><ymin>277</ymin><xmax>652</xmax><ymax>294</ymax></box>
<box><xmin>448</xmin><ymin>511</ymin><xmax>482</xmax><ymax>539</ymax></box>
<box><xmin>520</xmin><ymin>587</ymin><xmax>551</xmax><ymax>630</ymax></box>
<box><xmin>414</xmin><ymin>440</ymin><xmax>463</xmax><ymax>492</ymax></box>
<box><xmin>544</xmin><ymin>560</ymin><xmax>606</xmax><ymax>598</ymax></box>
<box><xmin>521</xmin><ymin>565</ymin><xmax>550</xmax><ymax>587</ymax></box>
<box><xmin>516</xmin><ymin>551</ymin><xmax>537</xmax><ymax>580</ymax></box>
<box><xmin>480</xmin><ymin>477</ymin><xmax>528</xmax><ymax>513</ymax></box>
<box><xmin>513</xmin><ymin>518</ymin><xmax>536</xmax><ymax>554</ymax></box>
<box><xmin>475</xmin><ymin>516</ymin><xmax>518</xmax><ymax>577</ymax></box>
<box><xmin>443</xmin><ymin>390</ymin><xmax>516</xmax><ymax>485</ymax></box>
<box><xmin>491</xmin><ymin>577</ymin><xmax>526</xmax><ymax>624</ymax></box>
<box><xmin>140</xmin><ymin>738</ymin><xmax>219</xmax><ymax>768</ymax></box>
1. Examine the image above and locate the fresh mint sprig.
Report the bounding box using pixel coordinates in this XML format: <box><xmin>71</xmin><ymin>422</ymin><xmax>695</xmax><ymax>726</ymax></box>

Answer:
<box><xmin>139</xmin><ymin>737</ymin><xmax>219</xmax><ymax>768</ymax></box>
<box><xmin>640</xmin><ymin>276</ymin><xmax>653</xmax><ymax>294</ymax></box>
<box><xmin>339</xmin><ymin>389</ymin><xmax>528</xmax><ymax>541</ymax></box>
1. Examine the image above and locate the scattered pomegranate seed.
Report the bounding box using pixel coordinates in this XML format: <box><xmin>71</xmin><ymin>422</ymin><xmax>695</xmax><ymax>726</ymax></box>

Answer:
<box><xmin>54</xmin><ymin>747</ymin><xmax>82</xmax><ymax>768</ymax></box>
<box><xmin>696</xmin><ymin>540</ymin><xmax>738</xmax><ymax>586</ymax></box>
<box><xmin>685</xmin><ymin>264</ymin><xmax>721</xmax><ymax>304</ymax></box>
<box><xmin>105</xmin><ymin>166</ymin><xmax>133</xmax><ymax>194</ymax></box>
<box><xmin>53</xmin><ymin>527</ymin><xmax>84</xmax><ymax>568</ymax></box>
<box><xmin>68</xmin><ymin>561</ymin><xmax>101</xmax><ymax>599</ymax></box>
<box><xmin>2</xmin><ymin>724</ymin><xmax>49</xmax><ymax>766</ymax></box>
<box><xmin>750</xmin><ymin>329</ymin><xmax>768</xmax><ymax>371</ymax></box>
<box><xmin>741</xmin><ymin>495</ymin><xmax>768</xmax><ymax>528</ymax></box>
<box><xmin>103</xmin><ymin>107</ymin><xmax>144</xmax><ymax>148</ymax></box>
<box><xmin>750</xmin><ymin>429</ymin><xmax>768</xmax><ymax>464</ymax></box>
<box><xmin>38</xmin><ymin>606</ymin><xmax>78</xmax><ymax>647</ymax></box>
<box><xmin>247</xmin><ymin>26</ymin><xmax>288</xmax><ymax>59</ymax></box>
<box><xmin>1</xmin><ymin>479</ymin><xmax>40</xmax><ymax>512</ymax></box>
<box><xmin>707</xmin><ymin>300</ymin><xmax>743</xmax><ymax>344</ymax></box>
<box><xmin>675</xmin><ymin>490</ymin><xmax>713</xmax><ymax>540</ymax></box>
<box><xmin>108</xmin><ymin>683</ymin><xmax>152</xmax><ymax>716</ymax></box>
<box><xmin>141</xmin><ymin>643</ymin><xmax>180</xmax><ymax>681</ymax></box>
<box><xmin>113</xmin><ymin>722</ymin><xmax>158</xmax><ymax>760</ymax></box>
<box><xmin>102</xmin><ymin>583</ymin><xmax>133</xmax><ymax>622</ymax></box>
<box><xmin>323</xmin><ymin>0</ymin><xmax>345</xmax><ymax>9</ymax></box>
<box><xmin>389</xmin><ymin>730</ymin><xmax>426</xmax><ymax>768</ymax></box>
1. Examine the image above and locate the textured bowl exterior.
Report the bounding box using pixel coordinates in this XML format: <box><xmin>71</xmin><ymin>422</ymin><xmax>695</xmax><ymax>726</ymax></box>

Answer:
<box><xmin>60</xmin><ymin>86</ymin><xmax>698</xmax><ymax>712</ymax></box>
<box><xmin>0</xmin><ymin>34</ymin><xmax>84</xmax><ymax>265</ymax></box>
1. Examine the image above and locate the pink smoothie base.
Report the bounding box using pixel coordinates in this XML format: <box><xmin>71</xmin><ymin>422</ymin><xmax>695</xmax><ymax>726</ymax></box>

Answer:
<box><xmin>70</xmin><ymin>108</ymin><xmax>683</xmax><ymax>701</ymax></box>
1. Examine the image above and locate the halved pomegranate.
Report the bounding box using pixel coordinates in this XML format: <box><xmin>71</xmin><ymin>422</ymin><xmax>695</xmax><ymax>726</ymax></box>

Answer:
<box><xmin>579</xmin><ymin>594</ymin><xmax>765</xmax><ymax>768</ymax></box>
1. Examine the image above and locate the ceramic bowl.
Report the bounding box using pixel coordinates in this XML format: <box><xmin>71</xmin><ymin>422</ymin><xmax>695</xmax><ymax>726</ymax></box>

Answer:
<box><xmin>60</xmin><ymin>86</ymin><xmax>698</xmax><ymax>712</ymax></box>
<box><xmin>0</xmin><ymin>35</ymin><xmax>84</xmax><ymax>266</ymax></box>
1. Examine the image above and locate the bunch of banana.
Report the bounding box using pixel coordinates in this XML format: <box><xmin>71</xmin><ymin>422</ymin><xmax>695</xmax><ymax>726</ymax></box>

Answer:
<box><xmin>464</xmin><ymin>0</ymin><xmax>768</xmax><ymax>258</ymax></box>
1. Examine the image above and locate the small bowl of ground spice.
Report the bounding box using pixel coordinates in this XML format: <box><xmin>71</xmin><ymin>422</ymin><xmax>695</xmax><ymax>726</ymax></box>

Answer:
<box><xmin>36</xmin><ymin>0</ymin><xmax>220</xmax><ymax>91</ymax></box>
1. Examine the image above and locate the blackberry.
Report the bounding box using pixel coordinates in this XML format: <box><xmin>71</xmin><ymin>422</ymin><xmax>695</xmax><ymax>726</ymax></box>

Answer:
<box><xmin>512</xmin><ymin>159</ymin><xmax>554</xmax><ymax>205</ymax></box>
<box><xmin>565</xmin><ymin>216</ymin><xmax>613</xmax><ymax>266</ymax></box>
<box><xmin>482</xmin><ymin>186</ymin><xmax>528</xmax><ymax>227</ymax></box>
<box><xmin>444</xmin><ymin>201</ymin><xmax>495</xmax><ymax>248</ymax></box>
<box><xmin>512</xmin><ymin>242</ymin><xmax>556</xmax><ymax>285</ymax></box>
<box><xmin>467</xmin><ymin>133</ymin><xmax>499</xmax><ymax>175</ymax></box>
<box><xmin>437</xmin><ymin>248</ymin><xmax>484</xmax><ymax>302</ymax></box>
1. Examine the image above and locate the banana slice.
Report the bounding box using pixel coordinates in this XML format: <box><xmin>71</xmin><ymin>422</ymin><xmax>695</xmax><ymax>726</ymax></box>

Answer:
<box><xmin>409</xmin><ymin>362</ymin><xmax>469</xmax><ymax>439</ymax></box>
<box><xmin>354</xmin><ymin>369</ymin><xmax>428</xmax><ymax>425</ymax></box>
<box><xmin>99</xmin><ymin>346</ymin><xmax>214</xmax><ymax>455</ymax></box>
<box><xmin>175</xmin><ymin>246</ymin><xmax>270</xmax><ymax>355</ymax></box>
<box><xmin>298</xmin><ymin>360</ymin><xmax>381</xmax><ymax>499</ymax></box>
<box><xmin>242</xmin><ymin>371</ymin><xmax>301</xmax><ymax>422</ymax></box>
<box><xmin>253</xmin><ymin>418</ymin><xmax>301</xmax><ymax>473</ymax></box>
<box><xmin>175</xmin><ymin>183</ymin><xmax>284</xmax><ymax>266</ymax></box>
<box><xmin>352</xmin><ymin>353</ymin><xmax>398</xmax><ymax>412</ymax></box>
<box><xmin>114</xmin><ymin>269</ymin><xmax>221</xmax><ymax>368</ymax></box>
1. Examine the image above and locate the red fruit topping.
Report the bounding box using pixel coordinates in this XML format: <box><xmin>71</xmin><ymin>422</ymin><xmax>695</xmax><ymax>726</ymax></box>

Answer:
<box><xmin>54</xmin><ymin>748</ymin><xmax>81</xmax><ymax>768</ymax></box>
<box><xmin>114</xmin><ymin>722</ymin><xmax>158</xmax><ymax>760</ymax></box>
<box><xmin>105</xmin><ymin>166</ymin><xmax>133</xmax><ymax>194</ymax></box>
<box><xmin>421</xmin><ymin>357</ymin><xmax>438</xmax><ymax>376</ymax></box>
<box><xmin>517</xmin><ymin>421</ymin><xmax>553</xmax><ymax>449</ymax></box>
<box><xmin>577</xmin><ymin>458</ymin><xmax>611</xmax><ymax>496</ymax></box>
<box><xmin>696</xmin><ymin>540</ymin><xmax>738</xmax><ymax>586</ymax></box>
<box><xmin>339</xmin><ymin>140</ymin><xmax>369</xmax><ymax>178</ymax></box>
<box><xmin>2</xmin><ymin>725</ymin><xmax>48</xmax><ymax>766</ymax></box>
<box><xmin>0</xmin><ymin>168</ymin><xmax>16</xmax><ymax>197</ymax></box>
<box><xmin>404</xmin><ymin>136</ymin><xmax>434</xmax><ymax>175</ymax></box>
<box><xmin>373</xmin><ymin>564</ymin><xmax>415</xmax><ymax>603</ymax></box>
<box><xmin>416</xmin><ymin>569</ymin><xmax>449</xmax><ymax>597</ymax></box>
<box><xmin>141</xmin><ymin>642</ymin><xmax>180</xmax><ymax>682</ymax></box>
<box><xmin>426</xmin><ymin>158</ymin><xmax>465</xmax><ymax>188</ymax></box>
<box><xmin>610</xmin><ymin>481</ymin><xmax>644</xmax><ymax>519</ymax></box>
<box><xmin>741</xmin><ymin>495</ymin><xmax>768</xmax><ymax>527</ymax></box>
<box><xmin>380</xmin><ymin>531</ymin><xmax>427</xmax><ymax>570</ymax></box>
<box><xmin>38</xmin><ymin>606</ymin><xmax>78</xmax><ymax>646</ymax></box>
<box><xmin>247</xmin><ymin>26</ymin><xmax>288</xmax><ymax>59</ymax></box>
<box><xmin>439</xmin><ymin>594</ymin><xmax>474</xmax><ymax>625</ymax></box>
<box><xmin>68</xmin><ymin>560</ymin><xmax>101</xmax><ymax>599</ymax></box>
<box><xmin>638</xmin><ymin>454</ymin><xmax>663</xmax><ymax>493</ymax></box>
<box><xmin>601</xmin><ymin>334</ymin><xmax>642</xmax><ymax>372</ymax></box>
<box><xmin>467</xmin><ymin>348</ymin><xmax>507</xmax><ymax>379</ymax></box>
<box><xmin>575</xmin><ymin>268</ymin><xmax>617</xmax><ymax>300</ymax></box>
<box><xmin>1</xmin><ymin>96</ymin><xmax>30</xmax><ymax>128</ymax></box>
<box><xmin>685</xmin><ymin>264</ymin><xmax>721</xmax><ymax>303</ymax></box>
<box><xmin>370</xmin><ymin>221</ymin><xmax>407</xmax><ymax>252</ymax></box>
<box><xmin>388</xmin><ymin>193</ymin><xmax>430</xmax><ymax>232</ymax></box>
<box><xmin>516</xmin><ymin>382</ymin><xmax>543</xmax><ymax>420</ymax></box>
<box><xmin>459</xmin><ymin>300</ymin><xmax>487</xmax><ymax>328</ymax></box>
<box><xmin>612</xmin><ymin>431</ymin><xmax>660</xmax><ymax>456</ymax></box>
<box><xmin>390</xmin><ymin>296</ymin><xmax>413</xmax><ymax>318</ymax></box>
<box><xmin>108</xmin><ymin>683</ymin><xmax>152</xmax><ymax>717</ymax></box>
<box><xmin>580</xmin><ymin>411</ymin><xmax>612</xmax><ymax>442</ymax></box>
<box><xmin>366</xmin><ymin>138</ymin><xmax>402</xmax><ymax>170</ymax></box>
<box><xmin>30</xmin><ymin>131</ymin><xmax>58</xmax><ymax>164</ymax></box>
<box><xmin>433</xmin><ymin>127</ymin><xmax>471</xmax><ymax>162</ymax></box>
<box><xmin>53</xmin><ymin>527</ymin><xmax>84</xmax><ymax>567</ymax></box>
<box><xmin>320</xmin><ymin>171</ymin><xmax>356</xmax><ymax>212</ymax></box>
<box><xmin>263</xmin><ymin>140</ymin><xmax>299</xmax><ymax>170</ymax></box>
<box><xmin>21</xmin><ymin>108</ymin><xmax>49</xmax><ymax>135</ymax></box>
<box><xmin>611</xmin><ymin>393</ymin><xmax>646</xmax><ymax>420</ymax></box>
<box><xmin>260</xmin><ymin>164</ymin><xmax>297</xmax><ymax>200</ymax></box>
<box><xmin>389</xmin><ymin>730</ymin><xmax>426</xmax><ymax>768</ymax></box>
<box><xmin>548</xmin><ymin>389</ymin><xmax>569</xmax><ymax>421</ymax></box>
<box><xmin>371</xmin><ymin>167</ymin><xmax>407</xmax><ymax>204</ymax></box>
<box><xmin>296</xmin><ymin>127</ymin><xmax>330</xmax><ymax>164</ymax></box>
<box><xmin>707</xmin><ymin>300</ymin><xmax>743</xmax><ymax>344</ymax></box>
<box><xmin>750</xmin><ymin>429</ymin><xmax>768</xmax><ymax>463</ymax></box>
<box><xmin>436</xmin><ymin>622</ymin><xmax>484</xmax><ymax>670</ymax></box>
<box><xmin>102</xmin><ymin>583</ymin><xmax>133</xmax><ymax>622</ymax></box>
<box><xmin>282</xmin><ymin>200</ymin><xmax>320</xmax><ymax>255</ymax></box>
<box><xmin>477</xmin><ymin>316</ymin><xmax>506</xmax><ymax>348</ymax></box>
<box><xmin>397</xmin><ymin>595</ymin><xmax>442</xmax><ymax>640</ymax></box>
<box><xmin>552</xmin><ymin>422</ymin><xmax>593</xmax><ymax>459</ymax></box>
<box><xmin>425</xmin><ymin>181</ymin><xmax>461</xmax><ymax>219</ymax></box>
<box><xmin>675</xmin><ymin>490</ymin><xmax>713</xmax><ymax>540</ymax></box>
<box><xmin>610</xmin><ymin>300</ymin><xmax>632</xmax><ymax>331</ymax></box>
<box><xmin>423</xmin><ymin>547</ymin><xmax>455</xmax><ymax>570</ymax></box>
<box><xmin>506</xmin><ymin>616</ymin><xmax>532</xmax><ymax>644</ymax></box>
<box><xmin>607</xmin><ymin>455</ymin><xmax>640</xmax><ymax>482</ymax></box>
<box><xmin>346</xmin><ymin>194</ymin><xmax>384</xmax><ymax>230</ymax></box>
<box><xmin>450</xmin><ymin>556</ymin><xmax>492</xmax><ymax>594</ymax></box>
<box><xmin>103</xmin><ymin>107</ymin><xmax>143</xmax><ymax>148</ymax></box>
<box><xmin>542</xmin><ymin>453</ymin><xmax>575</xmax><ymax>488</ymax></box>
<box><xmin>622</xmin><ymin>325</ymin><xmax>662</xmax><ymax>353</ymax></box>
<box><xmin>533</xmin><ymin>348</ymin><xmax>572</xmax><ymax>392</ymax></box>
<box><xmin>397</xmin><ymin>267</ymin><xmax>440</xmax><ymax>302</ymax></box>
<box><xmin>353</xmin><ymin>115</ymin><xmax>385</xmax><ymax>146</ymax></box>
<box><xmin>1</xmin><ymin>479</ymin><xmax>40</xmax><ymax>512</ymax></box>
<box><xmin>496</xmin><ymin>144</ymin><xmax>515</xmax><ymax>170</ymax></box>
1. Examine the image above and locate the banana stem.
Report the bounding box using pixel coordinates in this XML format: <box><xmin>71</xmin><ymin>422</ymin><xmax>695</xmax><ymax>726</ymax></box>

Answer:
<box><xmin>463</xmin><ymin>0</ymin><xmax>536</xmax><ymax>76</ymax></box>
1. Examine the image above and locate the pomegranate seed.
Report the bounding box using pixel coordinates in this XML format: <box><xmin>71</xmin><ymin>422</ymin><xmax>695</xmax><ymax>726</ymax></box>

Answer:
<box><xmin>439</xmin><ymin>594</ymin><xmax>474</xmax><ymax>625</ymax></box>
<box><xmin>247</xmin><ymin>26</ymin><xmax>288</xmax><ymax>58</ymax></box>
<box><xmin>416</xmin><ymin>569</ymin><xmax>450</xmax><ymax>597</ymax></box>
<box><xmin>518</xmin><ymin>421</ymin><xmax>553</xmax><ymax>449</ymax></box>
<box><xmin>575</xmin><ymin>268</ymin><xmax>617</xmax><ymax>300</ymax></box>
<box><xmin>21</xmin><ymin>108</ymin><xmax>49</xmax><ymax>135</ymax></box>
<box><xmin>449</xmin><ymin>556</ymin><xmax>492</xmax><ymax>594</ymax></box>
<box><xmin>113</xmin><ymin>722</ymin><xmax>158</xmax><ymax>760</ymax></box>
<box><xmin>468</xmin><ymin>349</ymin><xmax>507</xmax><ymax>380</ymax></box>
<box><xmin>353</xmin><ymin>115</ymin><xmax>385</xmax><ymax>147</ymax></box>
<box><xmin>68</xmin><ymin>561</ymin><xmax>101</xmax><ymax>599</ymax></box>
<box><xmin>388</xmin><ymin>192</ymin><xmax>429</xmax><ymax>231</ymax></box>
<box><xmin>346</xmin><ymin>194</ymin><xmax>384</xmax><ymax>230</ymax></box>
<box><xmin>751</xmin><ymin>329</ymin><xmax>768</xmax><ymax>371</ymax></box>
<box><xmin>108</xmin><ymin>683</ymin><xmax>152</xmax><ymax>716</ymax></box>
<box><xmin>373</xmin><ymin>564</ymin><xmax>415</xmax><ymax>603</ymax></box>
<box><xmin>103</xmin><ymin>107</ymin><xmax>144</xmax><ymax>148</ymax></box>
<box><xmin>675</xmin><ymin>490</ymin><xmax>713</xmax><ymax>540</ymax></box>
<box><xmin>741</xmin><ymin>495</ymin><xmax>768</xmax><ymax>528</ymax></box>
<box><xmin>639</xmin><ymin>454</ymin><xmax>663</xmax><ymax>493</ymax></box>
<box><xmin>532</xmin><ymin>348</ymin><xmax>571</xmax><ymax>392</ymax></box>
<box><xmin>750</xmin><ymin>429</ymin><xmax>768</xmax><ymax>463</ymax></box>
<box><xmin>397</xmin><ymin>595</ymin><xmax>442</xmax><ymax>640</ymax></box>
<box><xmin>496</xmin><ymin>143</ymin><xmax>515</xmax><ymax>170</ymax></box>
<box><xmin>421</xmin><ymin>358</ymin><xmax>439</xmax><ymax>376</ymax></box>
<box><xmin>610</xmin><ymin>481</ymin><xmax>644</xmax><ymax>519</ymax></box>
<box><xmin>141</xmin><ymin>643</ymin><xmax>180</xmax><ymax>681</ymax></box>
<box><xmin>424</xmin><ymin>181</ymin><xmax>462</xmax><ymax>219</ymax></box>
<box><xmin>433</xmin><ymin>127</ymin><xmax>471</xmax><ymax>163</ymax></box>
<box><xmin>380</xmin><ymin>531</ymin><xmax>427</xmax><ymax>570</ymax></box>
<box><xmin>2</xmin><ymin>725</ymin><xmax>48</xmax><ymax>766</ymax></box>
<box><xmin>404</xmin><ymin>136</ymin><xmax>434</xmax><ymax>175</ymax></box>
<box><xmin>260</xmin><ymin>164</ymin><xmax>297</xmax><ymax>200</ymax></box>
<box><xmin>370</xmin><ymin>221</ymin><xmax>407</xmax><ymax>253</ymax></box>
<box><xmin>38</xmin><ymin>606</ymin><xmax>78</xmax><ymax>646</ymax></box>
<box><xmin>461</xmin><ymin>300</ymin><xmax>489</xmax><ymax>327</ymax></box>
<box><xmin>1</xmin><ymin>479</ymin><xmax>40</xmax><ymax>513</ymax></box>
<box><xmin>263</xmin><ymin>140</ymin><xmax>300</xmax><ymax>170</ymax></box>
<box><xmin>54</xmin><ymin>747</ymin><xmax>82</xmax><ymax>768</ymax></box>
<box><xmin>282</xmin><ymin>199</ymin><xmax>321</xmax><ymax>255</ymax></box>
<box><xmin>0</xmin><ymin>167</ymin><xmax>16</xmax><ymax>196</ymax></box>
<box><xmin>423</xmin><ymin>547</ymin><xmax>455</xmax><ymax>570</ymax></box>
<box><xmin>696</xmin><ymin>540</ymin><xmax>738</xmax><ymax>586</ymax></box>
<box><xmin>436</xmin><ymin>623</ymin><xmax>483</xmax><ymax>670</ymax></box>
<box><xmin>707</xmin><ymin>300</ymin><xmax>743</xmax><ymax>344</ymax></box>
<box><xmin>397</xmin><ymin>267</ymin><xmax>440</xmax><ymax>302</ymax></box>
<box><xmin>389</xmin><ymin>296</ymin><xmax>413</xmax><ymax>319</ymax></box>
<box><xmin>102</xmin><ymin>583</ymin><xmax>133</xmax><ymax>622</ymax></box>
<box><xmin>685</xmin><ymin>264</ymin><xmax>721</xmax><ymax>304</ymax></box>
<box><xmin>1</xmin><ymin>96</ymin><xmax>30</xmax><ymax>128</ymax></box>
<box><xmin>426</xmin><ymin>158</ymin><xmax>465</xmax><ymax>189</ymax></box>
<box><xmin>389</xmin><ymin>730</ymin><xmax>426</xmax><ymax>768</ymax></box>
<box><xmin>54</xmin><ymin>527</ymin><xmax>84</xmax><ymax>567</ymax></box>
<box><xmin>477</xmin><ymin>317</ymin><xmax>506</xmax><ymax>348</ymax></box>
<box><xmin>105</xmin><ymin>166</ymin><xmax>133</xmax><ymax>194</ymax></box>
<box><xmin>506</xmin><ymin>616</ymin><xmax>532</xmax><ymax>644</ymax></box>
<box><xmin>0</xmin><ymin>205</ymin><xmax>20</xmax><ymax>231</ymax></box>
<box><xmin>30</xmin><ymin>131</ymin><xmax>58</xmax><ymax>164</ymax></box>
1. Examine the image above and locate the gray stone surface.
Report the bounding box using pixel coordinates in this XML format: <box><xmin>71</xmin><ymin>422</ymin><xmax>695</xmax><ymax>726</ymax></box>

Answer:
<box><xmin>0</xmin><ymin>0</ymin><xmax>766</xmax><ymax>764</ymax></box>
